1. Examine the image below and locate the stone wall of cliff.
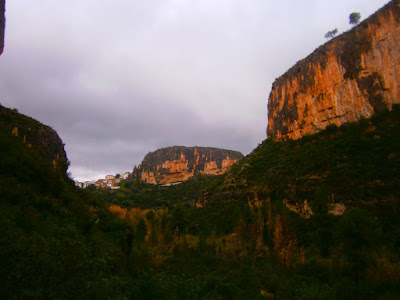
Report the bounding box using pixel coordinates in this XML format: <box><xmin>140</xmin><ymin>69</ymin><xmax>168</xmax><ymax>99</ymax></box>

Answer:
<box><xmin>0</xmin><ymin>0</ymin><xmax>5</xmax><ymax>55</ymax></box>
<box><xmin>267</xmin><ymin>0</ymin><xmax>400</xmax><ymax>141</ymax></box>
<box><xmin>0</xmin><ymin>105</ymin><xmax>69</xmax><ymax>172</ymax></box>
<box><xmin>134</xmin><ymin>146</ymin><xmax>244</xmax><ymax>185</ymax></box>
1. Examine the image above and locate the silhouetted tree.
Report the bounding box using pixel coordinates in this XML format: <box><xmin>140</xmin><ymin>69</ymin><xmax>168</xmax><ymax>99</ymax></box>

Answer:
<box><xmin>349</xmin><ymin>12</ymin><xmax>361</xmax><ymax>26</ymax></box>
<box><xmin>324</xmin><ymin>28</ymin><xmax>338</xmax><ymax>39</ymax></box>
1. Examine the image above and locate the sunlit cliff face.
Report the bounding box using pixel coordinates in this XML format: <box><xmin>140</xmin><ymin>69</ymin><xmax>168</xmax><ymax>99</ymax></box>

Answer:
<box><xmin>137</xmin><ymin>146</ymin><xmax>243</xmax><ymax>185</ymax></box>
<box><xmin>267</xmin><ymin>0</ymin><xmax>400</xmax><ymax>141</ymax></box>
<box><xmin>141</xmin><ymin>152</ymin><xmax>239</xmax><ymax>185</ymax></box>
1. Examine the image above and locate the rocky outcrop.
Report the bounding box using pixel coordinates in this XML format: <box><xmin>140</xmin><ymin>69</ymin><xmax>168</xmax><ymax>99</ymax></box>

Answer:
<box><xmin>267</xmin><ymin>0</ymin><xmax>400</xmax><ymax>141</ymax></box>
<box><xmin>134</xmin><ymin>146</ymin><xmax>244</xmax><ymax>185</ymax></box>
<box><xmin>0</xmin><ymin>105</ymin><xmax>68</xmax><ymax>172</ymax></box>
<box><xmin>0</xmin><ymin>0</ymin><xmax>4</xmax><ymax>55</ymax></box>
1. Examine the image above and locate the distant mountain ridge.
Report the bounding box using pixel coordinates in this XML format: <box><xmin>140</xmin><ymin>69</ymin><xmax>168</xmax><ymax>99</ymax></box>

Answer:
<box><xmin>132</xmin><ymin>146</ymin><xmax>244</xmax><ymax>185</ymax></box>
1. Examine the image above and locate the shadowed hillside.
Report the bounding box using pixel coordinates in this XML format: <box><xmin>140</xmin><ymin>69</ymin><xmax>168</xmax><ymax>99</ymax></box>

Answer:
<box><xmin>1</xmin><ymin>0</ymin><xmax>400</xmax><ymax>298</ymax></box>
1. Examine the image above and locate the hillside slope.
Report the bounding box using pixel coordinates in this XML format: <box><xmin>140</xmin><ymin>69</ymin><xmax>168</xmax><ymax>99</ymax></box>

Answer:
<box><xmin>0</xmin><ymin>110</ymin><xmax>138</xmax><ymax>298</ymax></box>
<box><xmin>0</xmin><ymin>105</ymin><xmax>68</xmax><ymax>171</ymax></box>
<box><xmin>207</xmin><ymin>107</ymin><xmax>400</xmax><ymax>211</ymax></box>
<box><xmin>195</xmin><ymin>107</ymin><xmax>400</xmax><ymax>297</ymax></box>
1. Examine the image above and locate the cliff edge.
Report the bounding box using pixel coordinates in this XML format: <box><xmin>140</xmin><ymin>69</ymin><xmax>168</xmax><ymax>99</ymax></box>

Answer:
<box><xmin>133</xmin><ymin>146</ymin><xmax>244</xmax><ymax>185</ymax></box>
<box><xmin>267</xmin><ymin>0</ymin><xmax>400</xmax><ymax>141</ymax></box>
<box><xmin>0</xmin><ymin>105</ymin><xmax>69</xmax><ymax>172</ymax></box>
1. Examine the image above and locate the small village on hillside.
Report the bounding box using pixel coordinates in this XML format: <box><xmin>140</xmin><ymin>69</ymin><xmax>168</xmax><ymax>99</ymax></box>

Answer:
<box><xmin>75</xmin><ymin>172</ymin><xmax>130</xmax><ymax>189</ymax></box>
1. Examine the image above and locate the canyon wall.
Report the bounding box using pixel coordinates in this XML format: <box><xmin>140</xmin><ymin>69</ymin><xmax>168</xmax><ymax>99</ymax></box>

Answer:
<box><xmin>0</xmin><ymin>0</ymin><xmax>4</xmax><ymax>55</ymax></box>
<box><xmin>134</xmin><ymin>146</ymin><xmax>244</xmax><ymax>185</ymax></box>
<box><xmin>267</xmin><ymin>0</ymin><xmax>400</xmax><ymax>141</ymax></box>
<box><xmin>0</xmin><ymin>105</ymin><xmax>69</xmax><ymax>172</ymax></box>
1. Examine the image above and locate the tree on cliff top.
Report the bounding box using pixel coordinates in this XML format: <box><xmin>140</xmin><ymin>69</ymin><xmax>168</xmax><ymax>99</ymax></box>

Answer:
<box><xmin>324</xmin><ymin>28</ymin><xmax>338</xmax><ymax>39</ymax></box>
<box><xmin>349</xmin><ymin>12</ymin><xmax>361</xmax><ymax>26</ymax></box>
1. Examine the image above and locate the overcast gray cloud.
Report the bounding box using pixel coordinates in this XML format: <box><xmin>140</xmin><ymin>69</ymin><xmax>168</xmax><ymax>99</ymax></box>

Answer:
<box><xmin>0</xmin><ymin>0</ymin><xmax>389</xmax><ymax>181</ymax></box>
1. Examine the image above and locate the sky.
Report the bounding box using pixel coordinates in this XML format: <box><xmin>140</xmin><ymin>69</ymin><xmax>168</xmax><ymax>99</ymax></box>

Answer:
<box><xmin>0</xmin><ymin>0</ymin><xmax>390</xmax><ymax>181</ymax></box>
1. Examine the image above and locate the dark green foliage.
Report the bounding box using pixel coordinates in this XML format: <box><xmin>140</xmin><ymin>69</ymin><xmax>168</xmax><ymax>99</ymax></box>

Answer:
<box><xmin>199</xmin><ymin>107</ymin><xmax>400</xmax><ymax>298</ymax></box>
<box><xmin>335</xmin><ymin>208</ymin><xmax>381</xmax><ymax>285</ymax></box>
<box><xmin>219</xmin><ymin>105</ymin><xmax>400</xmax><ymax>206</ymax></box>
<box><xmin>136</xmin><ymin>218</ymin><xmax>147</xmax><ymax>243</ymax></box>
<box><xmin>312</xmin><ymin>186</ymin><xmax>331</xmax><ymax>215</ymax></box>
<box><xmin>146</xmin><ymin>210</ymin><xmax>155</xmax><ymax>220</ymax></box>
<box><xmin>1</xmin><ymin>104</ymin><xmax>400</xmax><ymax>298</ymax></box>
<box><xmin>349</xmin><ymin>12</ymin><xmax>361</xmax><ymax>26</ymax></box>
<box><xmin>168</xmin><ymin>205</ymin><xmax>187</xmax><ymax>234</ymax></box>
<box><xmin>96</xmin><ymin>173</ymin><xmax>216</xmax><ymax>209</ymax></box>
<box><xmin>325</xmin><ymin>28</ymin><xmax>338</xmax><ymax>39</ymax></box>
<box><xmin>0</xmin><ymin>125</ymin><xmax>133</xmax><ymax>298</ymax></box>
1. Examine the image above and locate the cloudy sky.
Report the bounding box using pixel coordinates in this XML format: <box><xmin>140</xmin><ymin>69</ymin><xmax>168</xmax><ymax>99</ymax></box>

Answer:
<box><xmin>0</xmin><ymin>0</ymin><xmax>389</xmax><ymax>181</ymax></box>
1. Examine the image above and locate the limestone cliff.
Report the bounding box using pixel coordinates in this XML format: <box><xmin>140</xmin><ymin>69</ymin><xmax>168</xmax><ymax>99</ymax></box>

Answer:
<box><xmin>0</xmin><ymin>105</ymin><xmax>68</xmax><ymax>172</ymax></box>
<box><xmin>267</xmin><ymin>0</ymin><xmax>400</xmax><ymax>141</ymax></box>
<box><xmin>134</xmin><ymin>146</ymin><xmax>244</xmax><ymax>185</ymax></box>
<box><xmin>0</xmin><ymin>0</ymin><xmax>4</xmax><ymax>55</ymax></box>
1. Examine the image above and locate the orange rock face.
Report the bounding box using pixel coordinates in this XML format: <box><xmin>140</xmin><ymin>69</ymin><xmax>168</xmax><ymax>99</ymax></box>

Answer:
<box><xmin>135</xmin><ymin>146</ymin><xmax>244</xmax><ymax>185</ymax></box>
<box><xmin>267</xmin><ymin>0</ymin><xmax>400</xmax><ymax>141</ymax></box>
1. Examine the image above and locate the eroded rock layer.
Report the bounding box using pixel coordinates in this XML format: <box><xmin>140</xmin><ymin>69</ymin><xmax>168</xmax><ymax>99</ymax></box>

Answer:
<box><xmin>267</xmin><ymin>0</ymin><xmax>400</xmax><ymax>141</ymax></box>
<box><xmin>135</xmin><ymin>146</ymin><xmax>244</xmax><ymax>185</ymax></box>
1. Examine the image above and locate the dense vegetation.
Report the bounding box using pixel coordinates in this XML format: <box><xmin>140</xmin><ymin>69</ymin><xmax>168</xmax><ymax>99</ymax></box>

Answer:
<box><xmin>0</xmin><ymin>124</ymin><xmax>133</xmax><ymax>298</ymax></box>
<box><xmin>91</xmin><ymin>174</ymin><xmax>215</xmax><ymax>209</ymax></box>
<box><xmin>211</xmin><ymin>105</ymin><xmax>400</xmax><ymax>203</ymax></box>
<box><xmin>1</xmin><ymin>107</ymin><xmax>400</xmax><ymax>299</ymax></box>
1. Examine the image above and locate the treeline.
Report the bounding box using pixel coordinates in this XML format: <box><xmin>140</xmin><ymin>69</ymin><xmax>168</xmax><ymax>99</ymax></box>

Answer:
<box><xmin>101</xmin><ymin>192</ymin><xmax>398</xmax><ymax>299</ymax></box>
<box><xmin>87</xmin><ymin>106</ymin><xmax>400</xmax><ymax>299</ymax></box>
<box><xmin>90</xmin><ymin>174</ymin><xmax>215</xmax><ymax>209</ymax></box>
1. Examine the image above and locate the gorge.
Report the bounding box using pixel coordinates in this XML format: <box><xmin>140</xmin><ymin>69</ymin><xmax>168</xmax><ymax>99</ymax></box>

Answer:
<box><xmin>1</xmin><ymin>0</ymin><xmax>400</xmax><ymax>298</ymax></box>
